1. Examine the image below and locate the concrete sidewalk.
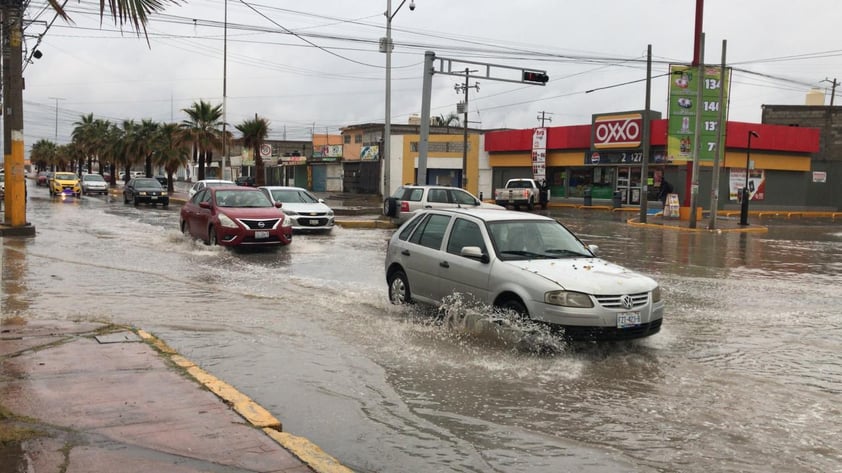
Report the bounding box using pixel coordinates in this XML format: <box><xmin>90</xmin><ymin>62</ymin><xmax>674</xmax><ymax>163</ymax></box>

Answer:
<box><xmin>0</xmin><ymin>319</ymin><xmax>352</xmax><ymax>473</ymax></box>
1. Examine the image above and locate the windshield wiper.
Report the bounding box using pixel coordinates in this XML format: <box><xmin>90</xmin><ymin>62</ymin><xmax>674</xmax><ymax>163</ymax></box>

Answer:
<box><xmin>544</xmin><ymin>248</ymin><xmax>591</xmax><ymax>258</ymax></box>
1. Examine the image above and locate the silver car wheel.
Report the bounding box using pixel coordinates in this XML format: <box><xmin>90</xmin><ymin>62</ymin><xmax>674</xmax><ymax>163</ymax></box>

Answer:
<box><xmin>388</xmin><ymin>270</ymin><xmax>411</xmax><ymax>304</ymax></box>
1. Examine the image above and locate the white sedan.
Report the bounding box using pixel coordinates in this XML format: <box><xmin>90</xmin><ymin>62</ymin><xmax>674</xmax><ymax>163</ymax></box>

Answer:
<box><xmin>188</xmin><ymin>179</ymin><xmax>236</xmax><ymax>198</ymax></box>
<box><xmin>259</xmin><ymin>186</ymin><xmax>334</xmax><ymax>232</ymax></box>
<box><xmin>384</xmin><ymin>208</ymin><xmax>664</xmax><ymax>341</ymax></box>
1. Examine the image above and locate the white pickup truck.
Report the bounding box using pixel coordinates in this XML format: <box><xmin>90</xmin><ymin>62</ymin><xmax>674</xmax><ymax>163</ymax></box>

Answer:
<box><xmin>494</xmin><ymin>178</ymin><xmax>546</xmax><ymax>210</ymax></box>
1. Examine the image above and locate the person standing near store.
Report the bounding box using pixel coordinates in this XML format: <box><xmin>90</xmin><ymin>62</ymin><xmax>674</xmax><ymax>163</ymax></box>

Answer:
<box><xmin>657</xmin><ymin>173</ymin><xmax>674</xmax><ymax>207</ymax></box>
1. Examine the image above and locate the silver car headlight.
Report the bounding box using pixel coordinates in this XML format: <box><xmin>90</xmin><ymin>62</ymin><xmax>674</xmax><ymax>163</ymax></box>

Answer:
<box><xmin>327</xmin><ymin>210</ymin><xmax>334</xmax><ymax>217</ymax></box>
<box><xmin>652</xmin><ymin>285</ymin><xmax>661</xmax><ymax>303</ymax></box>
<box><xmin>281</xmin><ymin>215</ymin><xmax>293</xmax><ymax>228</ymax></box>
<box><xmin>218</xmin><ymin>213</ymin><xmax>238</xmax><ymax>228</ymax></box>
<box><xmin>284</xmin><ymin>210</ymin><xmax>299</xmax><ymax>216</ymax></box>
<box><xmin>545</xmin><ymin>290</ymin><xmax>594</xmax><ymax>308</ymax></box>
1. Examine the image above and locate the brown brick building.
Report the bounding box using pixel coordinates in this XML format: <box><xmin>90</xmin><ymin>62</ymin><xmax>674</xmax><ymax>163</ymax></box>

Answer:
<box><xmin>762</xmin><ymin>105</ymin><xmax>841</xmax><ymax>209</ymax></box>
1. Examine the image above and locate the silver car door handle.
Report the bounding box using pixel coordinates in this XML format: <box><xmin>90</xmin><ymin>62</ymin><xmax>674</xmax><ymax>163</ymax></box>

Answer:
<box><xmin>439</xmin><ymin>261</ymin><xmax>449</xmax><ymax>268</ymax></box>
<box><xmin>401</xmin><ymin>249</ymin><xmax>410</xmax><ymax>256</ymax></box>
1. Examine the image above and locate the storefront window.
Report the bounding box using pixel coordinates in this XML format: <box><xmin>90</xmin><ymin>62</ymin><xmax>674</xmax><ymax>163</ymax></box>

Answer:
<box><xmin>568</xmin><ymin>167</ymin><xmax>615</xmax><ymax>198</ymax></box>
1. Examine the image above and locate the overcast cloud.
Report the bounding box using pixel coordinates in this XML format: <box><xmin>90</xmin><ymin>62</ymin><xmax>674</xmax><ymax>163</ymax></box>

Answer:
<box><xmin>16</xmin><ymin>0</ymin><xmax>842</xmax><ymax>151</ymax></box>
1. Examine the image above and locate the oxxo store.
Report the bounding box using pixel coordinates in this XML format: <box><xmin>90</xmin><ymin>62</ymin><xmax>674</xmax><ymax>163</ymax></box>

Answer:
<box><xmin>486</xmin><ymin>111</ymin><xmax>667</xmax><ymax>206</ymax></box>
<box><xmin>485</xmin><ymin>111</ymin><xmax>819</xmax><ymax>209</ymax></box>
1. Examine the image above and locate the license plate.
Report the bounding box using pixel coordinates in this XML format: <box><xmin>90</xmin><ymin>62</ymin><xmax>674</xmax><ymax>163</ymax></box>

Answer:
<box><xmin>151</xmin><ymin>196</ymin><xmax>158</xmax><ymax>200</ymax></box>
<box><xmin>309</xmin><ymin>219</ymin><xmax>319</xmax><ymax>225</ymax></box>
<box><xmin>255</xmin><ymin>231</ymin><xmax>269</xmax><ymax>239</ymax></box>
<box><xmin>617</xmin><ymin>312</ymin><xmax>641</xmax><ymax>328</ymax></box>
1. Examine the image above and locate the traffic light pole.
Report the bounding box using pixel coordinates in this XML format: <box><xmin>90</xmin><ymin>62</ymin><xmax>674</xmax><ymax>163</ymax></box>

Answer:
<box><xmin>1</xmin><ymin>0</ymin><xmax>35</xmax><ymax>235</ymax></box>
<box><xmin>416</xmin><ymin>51</ymin><xmax>548</xmax><ymax>186</ymax></box>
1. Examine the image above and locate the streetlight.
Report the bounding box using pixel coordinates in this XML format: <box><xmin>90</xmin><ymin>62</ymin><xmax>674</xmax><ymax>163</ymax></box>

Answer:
<box><xmin>740</xmin><ymin>130</ymin><xmax>759</xmax><ymax>226</ymax></box>
<box><xmin>382</xmin><ymin>0</ymin><xmax>415</xmax><ymax>197</ymax></box>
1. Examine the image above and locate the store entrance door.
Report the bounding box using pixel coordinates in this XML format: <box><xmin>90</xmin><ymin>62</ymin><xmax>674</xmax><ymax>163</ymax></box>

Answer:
<box><xmin>616</xmin><ymin>167</ymin><xmax>643</xmax><ymax>205</ymax></box>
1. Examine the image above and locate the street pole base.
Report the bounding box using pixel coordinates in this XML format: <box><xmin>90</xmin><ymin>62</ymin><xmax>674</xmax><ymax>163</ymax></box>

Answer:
<box><xmin>0</xmin><ymin>223</ymin><xmax>36</xmax><ymax>237</ymax></box>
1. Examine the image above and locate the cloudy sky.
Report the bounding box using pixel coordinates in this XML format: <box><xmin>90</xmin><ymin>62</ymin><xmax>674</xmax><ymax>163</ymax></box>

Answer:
<box><xmin>16</xmin><ymin>0</ymin><xmax>842</xmax><ymax>150</ymax></box>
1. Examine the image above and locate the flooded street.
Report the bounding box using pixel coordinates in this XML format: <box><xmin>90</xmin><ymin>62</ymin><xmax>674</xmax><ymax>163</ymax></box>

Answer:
<box><xmin>3</xmin><ymin>186</ymin><xmax>841</xmax><ymax>473</ymax></box>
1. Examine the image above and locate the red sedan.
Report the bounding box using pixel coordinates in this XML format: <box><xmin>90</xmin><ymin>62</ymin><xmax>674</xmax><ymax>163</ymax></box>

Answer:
<box><xmin>179</xmin><ymin>186</ymin><xmax>292</xmax><ymax>247</ymax></box>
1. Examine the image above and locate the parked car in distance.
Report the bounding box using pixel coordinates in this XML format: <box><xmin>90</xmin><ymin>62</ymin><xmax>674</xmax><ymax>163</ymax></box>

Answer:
<box><xmin>383</xmin><ymin>185</ymin><xmax>504</xmax><ymax>224</ymax></box>
<box><xmin>235</xmin><ymin>175</ymin><xmax>256</xmax><ymax>187</ymax></box>
<box><xmin>36</xmin><ymin>171</ymin><xmax>50</xmax><ymax>187</ymax></box>
<box><xmin>179</xmin><ymin>186</ymin><xmax>292</xmax><ymax>247</ymax></box>
<box><xmin>123</xmin><ymin>178</ymin><xmax>169</xmax><ymax>207</ymax></box>
<box><xmin>494</xmin><ymin>178</ymin><xmax>546</xmax><ymax>210</ymax></box>
<box><xmin>49</xmin><ymin>172</ymin><xmax>81</xmax><ymax>197</ymax></box>
<box><xmin>259</xmin><ymin>186</ymin><xmax>335</xmax><ymax>232</ymax></box>
<box><xmin>80</xmin><ymin>174</ymin><xmax>109</xmax><ymax>195</ymax></box>
<box><xmin>384</xmin><ymin>208</ymin><xmax>663</xmax><ymax>341</ymax></box>
<box><xmin>154</xmin><ymin>175</ymin><xmax>168</xmax><ymax>187</ymax></box>
<box><xmin>188</xmin><ymin>179</ymin><xmax>236</xmax><ymax>198</ymax></box>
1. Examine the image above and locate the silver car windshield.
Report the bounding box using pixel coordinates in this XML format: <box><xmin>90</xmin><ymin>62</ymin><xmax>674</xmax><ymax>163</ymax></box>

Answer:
<box><xmin>487</xmin><ymin>220</ymin><xmax>592</xmax><ymax>260</ymax></box>
<box><xmin>269</xmin><ymin>189</ymin><xmax>318</xmax><ymax>204</ymax></box>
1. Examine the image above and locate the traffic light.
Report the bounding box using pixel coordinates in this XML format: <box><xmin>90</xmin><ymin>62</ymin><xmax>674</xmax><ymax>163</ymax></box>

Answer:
<box><xmin>522</xmin><ymin>70</ymin><xmax>549</xmax><ymax>85</ymax></box>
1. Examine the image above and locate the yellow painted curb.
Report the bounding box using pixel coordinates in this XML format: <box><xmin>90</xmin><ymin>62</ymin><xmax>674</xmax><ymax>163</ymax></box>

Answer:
<box><xmin>626</xmin><ymin>218</ymin><xmax>769</xmax><ymax>233</ymax></box>
<box><xmin>134</xmin><ymin>328</ymin><xmax>354</xmax><ymax>472</ymax></box>
<box><xmin>264</xmin><ymin>429</ymin><xmax>355</xmax><ymax>473</ymax></box>
<box><xmin>336</xmin><ymin>219</ymin><xmax>396</xmax><ymax>229</ymax></box>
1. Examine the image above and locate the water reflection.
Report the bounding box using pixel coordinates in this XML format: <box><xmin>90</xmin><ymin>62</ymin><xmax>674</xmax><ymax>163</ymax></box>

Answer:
<box><xmin>1</xmin><ymin>238</ymin><xmax>31</xmax><ymax>316</ymax></box>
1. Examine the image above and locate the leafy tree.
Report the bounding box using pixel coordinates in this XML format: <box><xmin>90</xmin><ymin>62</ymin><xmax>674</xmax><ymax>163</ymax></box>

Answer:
<box><xmin>181</xmin><ymin>100</ymin><xmax>223</xmax><ymax>181</ymax></box>
<box><xmin>30</xmin><ymin>139</ymin><xmax>58</xmax><ymax>172</ymax></box>
<box><xmin>153</xmin><ymin>123</ymin><xmax>190</xmax><ymax>193</ymax></box>
<box><xmin>235</xmin><ymin>116</ymin><xmax>270</xmax><ymax>187</ymax></box>
<box><xmin>47</xmin><ymin>1</ymin><xmax>181</xmax><ymax>43</ymax></box>
<box><xmin>433</xmin><ymin>113</ymin><xmax>461</xmax><ymax>129</ymax></box>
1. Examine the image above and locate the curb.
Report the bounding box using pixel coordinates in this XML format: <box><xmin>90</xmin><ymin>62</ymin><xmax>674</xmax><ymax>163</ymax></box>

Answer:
<box><xmin>625</xmin><ymin>217</ymin><xmax>769</xmax><ymax>233</ymax></box>
<box><xmin>135</xmin><ymin>329</ymin><xmax>354</xmax><ymax>473</ymax></box>
<box><xmin>336</xmin><ymin>219</ymin><xmax>397</xmax><ymax>229</ymax></box>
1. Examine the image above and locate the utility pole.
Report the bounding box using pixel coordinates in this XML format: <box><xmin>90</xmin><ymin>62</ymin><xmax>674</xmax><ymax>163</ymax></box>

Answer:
<box><xmin>455</xmin><ymin>68</ymin><xmax>479</xmax><ymax>189</ymax></box>
<box><xmin>822</xmin><ymin>77</ymin><xmax>838</xmax><ymax>106</ymax></box>
<box><xmin>1</xmin><ymin>0</ymin><xmax>35</xmax><ymax>235</ymax></box>
<box><xmin>221</xmin><ymin>0</ymin><xmax>229</xmax><ymax>181</ymax></box>
<box><xmin>48</xmin><ymin>97</ymin><xmax>65</xmax><ymax>141</ymax></box>
<box><xmin>639</xmin><ymin>45</ymin><xmax>652</xmax><ymax>224</ymax></box>
<box><xmin>689</xmin><ymin>33</ymin><xmax>705</xmax><ymax>229</ymax></box>
<box><xmin>537</xmin><ymin>111</ymin><xmax>553</xmax><ymax>127</ymax></box>
<box><xmin>708</xmin><ymin>40</ymin><xmax>727</xmax><ymax>230</ymax></box>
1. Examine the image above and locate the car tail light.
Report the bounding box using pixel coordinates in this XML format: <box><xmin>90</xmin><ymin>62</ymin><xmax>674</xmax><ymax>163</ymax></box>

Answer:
<box><xmin>400</xmin><ymin>201</ymin><xmax>409</xmax><ymax>212</ymax></box>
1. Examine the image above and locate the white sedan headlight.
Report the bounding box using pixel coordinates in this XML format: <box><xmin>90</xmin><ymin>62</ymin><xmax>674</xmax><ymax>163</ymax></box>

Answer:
<box><xmin>217</xmin><ymin>213</ymin><xmax>238</xmax><ymax>228</ymax></box>
<box><xmin>545</xmin><ymin>290</ymin><xmax>594</xmax><ymax>308</ymax></box>
<box><xmin>652</xmin><ymin>285</ymin><xmax>661</xmax><ymax>303</ymax></box>
<box><xmin>281</xmin><ymin>215</ymin><xmax>293</xmax><ymax>228</ymax></box>
<box><xmin>283</xmin><ymin>210</ymin><xmax>299</xmax><ymax>216</ymax></box>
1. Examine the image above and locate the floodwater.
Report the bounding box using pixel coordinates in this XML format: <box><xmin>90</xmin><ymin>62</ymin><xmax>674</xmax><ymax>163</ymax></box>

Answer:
<box><xmin>3</xmin><ymin>185</ymin><xmax>841</xmax><ymax>473</ymax></box>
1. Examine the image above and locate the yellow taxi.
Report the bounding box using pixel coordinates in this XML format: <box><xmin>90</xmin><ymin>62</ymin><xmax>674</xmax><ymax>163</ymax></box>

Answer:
<box><xmin>49</xmin><ymin>172</ymin><xmax>82</xmax><ymax>197</ymax></box>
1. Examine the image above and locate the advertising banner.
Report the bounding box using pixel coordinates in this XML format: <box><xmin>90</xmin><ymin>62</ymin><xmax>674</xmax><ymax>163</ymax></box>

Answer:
<box><xmin>532</xmin><ymin>128</ymin><xmax>547</xmax><ymax>181</ymax></box>
<box><xmin>729</xmin><ymin>168</ymin><xmax>765</xmax><ymax>201</ymax></box>
<box><xmin>667</xmin><ymin>65</ymin><xmax>731</xmax><ymax>163</ymax></box>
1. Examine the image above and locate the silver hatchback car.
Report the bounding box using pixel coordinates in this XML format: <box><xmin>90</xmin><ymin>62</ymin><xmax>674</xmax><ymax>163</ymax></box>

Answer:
<box><xmin>383</xmin><ymin>185</ymin><xmax>504</xmax><ymax>224</ymax></box>
<box><xmin>384</xmin><ymin>208</ymin><xmax>663</xmax><ymax>340</ymax></box>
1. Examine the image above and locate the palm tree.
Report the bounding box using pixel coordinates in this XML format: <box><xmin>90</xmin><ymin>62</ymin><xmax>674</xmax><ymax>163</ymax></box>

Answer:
<box><xmin>30</xmin><ymin>139</ymin><xmax>58</xmax><ymax>172</ymax></box>
<box><xmin>115</xmin><ymin>120</ymin><xmax>142</xmax><ymax>183</ymax></box>
<box><xmin>153</xmin><ymin>123</ymin><xmax>190</xmax><ymax>193</ymax></box>
<box><xmin>47</xmin><ymin>1</ymin><xmax>180</xmax><ymax>43</ymax></box>
<box><xmin>235</xmin><ymin>116</ymin><xmax>270</xmax><ymax>187</ymax></box>
<box><xmin>135</xmin><ymin>119</ymin><xmax>159</xmax><ymax>177</ymax></box>
<box><xmin>181</xmin><ymin>100</ymin><xmax>223</xmax><ymax>181</ymax></box>
<box><xmin>72</xmin><ymin>114</ymin><xmax>113</xmax><ymax>175</ymax></box>
<box><xmin>433</xmin><ymin>113</ymin><xmax>461</xmax><ymax>129</ymax></box>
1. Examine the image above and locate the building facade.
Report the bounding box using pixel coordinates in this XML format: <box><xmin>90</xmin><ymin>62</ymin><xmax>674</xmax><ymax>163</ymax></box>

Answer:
<box><xmin>761</xmin><ymin>105</ymin><xmax>841</xmax><ymax>209</ymax></box>
<box><xmin>340</xmin><ymin>123</ymin><xmax>484</xmax><ymax>196</ymax></box>
<box><xmin>484</xmin><ymin>118</ymin><xmax>823</xmax><ymax>211</ymax></box>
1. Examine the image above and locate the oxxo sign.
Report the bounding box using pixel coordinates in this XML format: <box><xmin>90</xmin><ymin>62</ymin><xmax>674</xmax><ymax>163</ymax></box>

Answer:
<box><xmin>592</xmin><ymin>113</ymin><xmax>643</xmax><ymax>150</ymax></box>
